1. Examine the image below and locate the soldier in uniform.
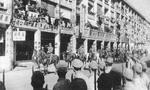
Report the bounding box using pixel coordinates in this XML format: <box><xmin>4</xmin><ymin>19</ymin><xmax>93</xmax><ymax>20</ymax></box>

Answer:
<box><xmin>37</xmin><ymin>46</ymin><xmax>47</xmax><ymax>68</ymax></box>
<box><xmin>46</xmin><ymin>43</ymin><xmax>54</xmax><ymax>65</ymax></box>
<box><xmin>70</xmin><ymin>59</ymin><xmax>91</xmax><ymax>90</ymax></box>
<box><xmin>53</xmin><ymin>60</ymin><xmax>70</xmax><ymax>90</ymax></box>
<box><xmin>78</xmin><ymin>45</ymin><xmax>86</xmax><ymax>63</ymax></box>
<box><xmin>89</xmin><ymin>61</ymin><xmax>99</xmax><ymax>90</ymax></box>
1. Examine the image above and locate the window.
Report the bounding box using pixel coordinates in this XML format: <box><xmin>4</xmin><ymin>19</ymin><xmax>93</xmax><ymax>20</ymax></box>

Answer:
<box><xmin>0</xmin><ymin>30</ymin><xmax>5</xmax><ymax>56</ymax></box>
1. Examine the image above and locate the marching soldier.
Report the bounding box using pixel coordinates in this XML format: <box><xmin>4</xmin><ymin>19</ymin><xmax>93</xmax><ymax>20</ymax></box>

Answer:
<box><xmin>68</xmin><ymin>59</ymin><xmax>91</xmax><ymax>90</ymax></box>
<box><xmin>53</xmin><ymin>60</ymin><xmax>70</xmax><ymax>90</ymax></box>
<box><xmin>89</xmin><ymin>61</ymin><xmax>99</xmax><ymax>90</ymax></box>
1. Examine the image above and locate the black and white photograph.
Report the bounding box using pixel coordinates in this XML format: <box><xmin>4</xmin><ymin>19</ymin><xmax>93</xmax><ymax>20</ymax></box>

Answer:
<box><xmin>0</xmin><ymin>0</ymin><xmax>150</xmax><ymax>90</ymax></box>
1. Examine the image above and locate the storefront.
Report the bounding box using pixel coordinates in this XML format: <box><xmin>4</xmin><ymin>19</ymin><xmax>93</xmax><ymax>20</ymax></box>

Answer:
<box><xmin>16</xmin><ymin>31</ymin><xmax>34</xmax><ymax>61</ymax></box>
<box><xmin>97</xmin><ymin>41</ymin><xmax>102</xmax><ymax>50</ymax></box>
<box><xmin>0</xmin><ymin>28</ymin><xmax>5</xmax><ymax>56</ymax></box>
<box><xmin>104</xmin><ymin>41</ymin><xmax>109</xmax><ymax>50</ymax></box>
<box><xmin>110</xmin><ymin>42</ymin><xmax>114</xmax><ymax>51</ymax></box>
<box><xmin>41</xmin><ymin>32</ymin><xmax>55</xmax><ymax>53</ymax></box>
<box><xmin>76</xmin><ymin>38</ymin><xmax>85</xmax><ymax>50</ymax></box>
<box><xmin>88</xmin><ymin>39</ymin><xmax>94</xmax><ymax>52</ymax></box>
<box><xmin>60</xmin><ymin>34</ymin><xmax>72</xmax><ymax>59</ymax></box>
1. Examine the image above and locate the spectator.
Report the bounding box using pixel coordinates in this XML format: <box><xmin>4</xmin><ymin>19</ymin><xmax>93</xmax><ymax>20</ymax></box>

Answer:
<box><xmin>31</xmin><ymin>71</ymin><xmax>46</xmax><ymax>90</ymax></box>
<box><xmin>123</xmin><ymin>68</ymin><xmax>135</xmax><ymax>90</ymax></box>
<box><xmin>53</xmin><ymin>60</ymin><xmax>70</xmax><ymax>90</ymax></box>
<box><xmin>97</xmin><ymin>57</ymin><xmax>114</xmax><ymax>90</ymax></box>
<box><xmin>98</xmin><ymin>57</ymin><xmax>122</xmax><ymax>90</ymax></box>
<box><xmin>70</xmin><ymin>78</ymin><xmax>87</xmax><ymax>90</ymax></box>
<box><xmin>140</xmin><ymin>62</ymin><xmax>150</xmax><ymax>90</ymax></box>
<box><xmin>132</xmin><ymin>63</ymin><xmax>143</xmax><ymax>90</ymax></box>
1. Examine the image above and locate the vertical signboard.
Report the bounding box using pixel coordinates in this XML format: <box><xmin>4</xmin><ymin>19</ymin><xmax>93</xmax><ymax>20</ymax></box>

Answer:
<box><xmin>13</xmin><ymin>31</ymin><xmax>26</xmax><ymax>41</ymax></box>
<box><xmin>80</xmin><ymin>5</ymin><xmax>85</xmax><ymax>34</ymax></box>
<box><xmin>71</xmin><ymin>0</ymin><xmax>76</xmax><ymax>27</ymax></box>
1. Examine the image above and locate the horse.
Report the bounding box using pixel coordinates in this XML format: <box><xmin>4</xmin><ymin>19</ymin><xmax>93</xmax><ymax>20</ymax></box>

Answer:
<box><xmin>62</xmin><ymin>51</ymin><xmax>77</xmax><ymax>68</ymax></box>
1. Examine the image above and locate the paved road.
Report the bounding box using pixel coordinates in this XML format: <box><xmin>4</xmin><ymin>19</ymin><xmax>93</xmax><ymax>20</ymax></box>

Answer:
<box><xmin>0</xmin><ymin>61</ymin><xmax>150</xmax><ymax>90</ymax></box>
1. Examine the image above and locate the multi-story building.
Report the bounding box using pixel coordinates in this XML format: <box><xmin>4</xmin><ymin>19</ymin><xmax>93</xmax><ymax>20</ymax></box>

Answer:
<box><xmin>0</xmin><ymin>0</ymin><xmax>150</xmax><ymax>71</ymax></box>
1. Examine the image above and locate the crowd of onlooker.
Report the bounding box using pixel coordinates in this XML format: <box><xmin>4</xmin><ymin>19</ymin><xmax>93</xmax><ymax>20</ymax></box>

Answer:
<box><xmin>13</xmin><ymin>0</ymin><xmax>72</xmax><ymax>29</ymax></box>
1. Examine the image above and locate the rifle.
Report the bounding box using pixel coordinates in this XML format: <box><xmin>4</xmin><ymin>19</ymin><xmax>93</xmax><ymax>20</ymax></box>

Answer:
<box><xmin>3</xmin><ymin>70</ymin><xmax>6</xmax><ymax>90</ymax></box>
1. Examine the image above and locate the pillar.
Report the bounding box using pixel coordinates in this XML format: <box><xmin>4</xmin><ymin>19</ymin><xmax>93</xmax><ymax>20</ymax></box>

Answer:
<box><xmin>0</xmin><ymin>26</ymin><xmax>14</xmax><ymax>71</ymax></box>
<box><xmin>93</xmin><ymin>40</ymin><xmax>97</xmax><ymax>52</ymax></box>
<box><xmin>55</xmin><ymin>33</ymin><xmax>60</xmax><ymax>56</ymax></box>
<box><xmin>101</xmin><ymin>41</ymin><xmax>104</xmax><ymax>49</ymax></box>
<box><xmin>84</xmin><ymin>39</ymin><xmax>88</xmax><ymax>54</ymax></box>
<box><xmin>71</xmin><ymin>35</ymin><xmax>77</xmax><ymax>53</ymax></box>
<box><xmin>107</xmin><ymin>42</ymin><xmax>111</xmax><ymax>50</ymax></box>
<box><xmin>34</xmin><ymin>29</ymin><xmax>41</xmax><ymax>51</ymax></box>
<box><xmin>113</xmin><ymin>42</ymin><xmax>117</xmax><ymax>50</ymax></box>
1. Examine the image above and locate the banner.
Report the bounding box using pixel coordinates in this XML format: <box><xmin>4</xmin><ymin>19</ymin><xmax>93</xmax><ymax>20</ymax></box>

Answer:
<box><xmin>13</xmin><ymin>31</ymin><xmax>26</xmax><ymax>41</ymax></box>
<box><xmin>0</xmin><ymin>13</ymin><xmax>11</xmax><ymax>24</ymax></box>
<box><xmin>80</xmin><ymin>5</ymin><xmax>86</xmax><ymax>33</ymax></box>
<box><xmin>28</xmin><ymin>11</ymin><xmax>39</xmax><ymax>19</ymax></box>
<box><xmin>14</xmin><ymin>18</ymin><xmax>51</xmax><ymax>30</ymax></box>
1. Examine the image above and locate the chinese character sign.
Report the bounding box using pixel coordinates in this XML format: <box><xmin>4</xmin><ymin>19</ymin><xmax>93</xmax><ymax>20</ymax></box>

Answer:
<box><xmin>13</xmin><ymin>31</ymin><xmax>26</xmax><ymax>41</ymax></box>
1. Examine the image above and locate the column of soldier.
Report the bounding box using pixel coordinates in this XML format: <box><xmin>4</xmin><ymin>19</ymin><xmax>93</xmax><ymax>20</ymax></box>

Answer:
<box><xmin>30</xmin><ymin>45</ymin><xmax>150</xmax><ymax>90</ymax></box>
<box><xmin>0</xmin><ymin>46</ymin><xmax>149</xmax><ymax>90</ymax></box>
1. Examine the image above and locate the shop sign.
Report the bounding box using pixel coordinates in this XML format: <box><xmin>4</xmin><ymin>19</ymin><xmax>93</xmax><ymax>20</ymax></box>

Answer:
<box><xmin>83</xmin><ymin>28</ymin><xmax>90</xmax><ymax>37</ymax></box>
<box><xmin>14</xmin><ymin>18</ymin><xmax>52</xmax><ymax>30</ymax></box>
<box><xmin>0</xmin><ymin>13</ymin><xmax>11</xmax><ymax>24</ymax></box>
<box><xmin>80</xmin><ymin>5</ymin><xmax>85</xmax><ymax>33</ymax></box>
<box><xmin>13</xmin><ymin>31</ymin><xmax>26</xmax><ymax>41</ymax></box>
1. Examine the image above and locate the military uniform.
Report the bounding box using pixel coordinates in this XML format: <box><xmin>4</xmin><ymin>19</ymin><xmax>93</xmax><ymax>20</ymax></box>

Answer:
<box><xmin>70</xmin><ymin>59</ymin><xmax>91</xmax><ymax>90</ymax></box>
<box><xmin>53</xmin><ymin>60</ymin><xmax>70</xmax><ymax>90</ymax></box>
<box><xmin>89</xmin><ymin>61</ymin><xmax>99</xmax><ymax>90</ymax></box>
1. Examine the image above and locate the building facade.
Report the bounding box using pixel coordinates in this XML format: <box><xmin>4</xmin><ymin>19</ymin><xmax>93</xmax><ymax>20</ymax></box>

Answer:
<box><xmin>0</xmin><ymin>0</ymin><xmax>150</xmax><ymax>71</ymax></box>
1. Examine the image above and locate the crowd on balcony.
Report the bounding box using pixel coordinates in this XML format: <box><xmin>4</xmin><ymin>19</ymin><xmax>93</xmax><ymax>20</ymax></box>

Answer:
<box><xmin>13</xmin><ymin>0</ymin><xmax>72</xmax><ymax>29</ymax></box>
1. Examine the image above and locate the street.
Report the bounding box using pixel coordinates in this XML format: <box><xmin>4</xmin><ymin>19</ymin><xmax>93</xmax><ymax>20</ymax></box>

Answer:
<box><xmin>0</xmin><ymin>61</ymin><xmax>150</xmax><ymax>90</ymax></box>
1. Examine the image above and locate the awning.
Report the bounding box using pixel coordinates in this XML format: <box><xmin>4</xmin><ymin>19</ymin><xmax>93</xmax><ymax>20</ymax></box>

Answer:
<box><xmin>88</xmin><ymin>19</ymin><xmax>98</xmax><ymax>28</ymax></box>
<box><xmin>60</xmin><ymin>8</ymin><xmax>71</xmax><ymax>19</ymax></box>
